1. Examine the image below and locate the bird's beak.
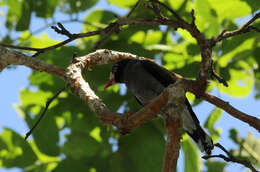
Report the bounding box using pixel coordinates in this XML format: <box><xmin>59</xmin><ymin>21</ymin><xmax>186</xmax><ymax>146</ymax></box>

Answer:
<box><xmin>104</xmin><ymin>72</ymin><xmax>116</xmax><ymax>90</ymax></box>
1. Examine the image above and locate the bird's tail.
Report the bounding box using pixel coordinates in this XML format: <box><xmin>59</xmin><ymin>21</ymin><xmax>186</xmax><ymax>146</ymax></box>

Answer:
<box><xmin>186</xmin><ymin>125</ymin><xmax>214</xmax><ymax>155</ymax></box>
<box><xmin>182</xmin><ymin>106</ymin><xmax>214</xmax><ymax>155</ymax></box>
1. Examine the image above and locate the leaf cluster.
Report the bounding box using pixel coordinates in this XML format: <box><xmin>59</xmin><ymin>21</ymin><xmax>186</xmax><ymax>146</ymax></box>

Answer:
<box><xmin>0</xmin><ymin>0</ymin><xmax>259</xmax><ymax>171</ymax></box>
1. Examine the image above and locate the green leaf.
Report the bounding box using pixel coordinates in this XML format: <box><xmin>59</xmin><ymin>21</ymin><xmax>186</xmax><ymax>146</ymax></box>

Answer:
<box><xmin>254</xmin><ymin>78</ymin><xmax>260</xmax><ymax>99</ymax></box>
<box><xmin>5</xmin><ymin>0</ymin><xmax>22</xmax><ymax>30</ymax></box>
<box><xmin>20</xmin><ymin>89</ymin><xmax>57</xmax><ymax>114</ymax></box>
<box><xmin>215</xmin><ymin>68</ymin><xmax>253</xmax><ymax>97</ymax></box>
<box><xmin>182</xmin><ymin>134</ymin><xmax>201</xmax><ymax>172</ymax></box>
<box><xmin>229</xmin><ymin>128</ymin><xmax>241</xmax><ymax>144</ymax></box>
<box><xmin>219</xmin><ymin>37</ymin><xmax>255</xmax><ymax>67</ymax></box>
<box><xmin>209</xmin><ymin>0</ymin><xmax>251</xmax><ymax>20</ymax></box>
<box><xmin>15</xmin><ymin>105</ymin><xmax>60</xmax><ymax>156</ymax></box>
<box><xmin>90</xmin><ymin>127</ymin><xmax>102</xmax><ymax>142</ymax></box>
<box><xmin>163</xmin><ymin>53</ymin><xmax>187</xmax><ymax>69</ymax></box>
<box><xmin>205</xmin><ymin>161</ymin><xmax>227</xmax><ymax>172</ymax></box>
<box><xmin>62</xmin><ymin>131</ymin><xmax>100</xmax><ymax>159</ymax></box>
<box><xmin>204</xmin><ymin>108</ymin><xmax>222</xmax><ymax>142</ymax></box>
<box><xmin>177</xmin><ymin>29</ymin><xmax>196</xmax><ymax>43</ymax></box>
<box><xmin>33</xmin><ymin>0</ymin><xmax>58</xmax><ymax>18</ymax></box>
<box><xmin>144</xmin><ymin>30</ymin><xmax>163</xmax><ymax>45</ymax></box>
<box><xmin>231</xmin><ymin>132</ymin><xmax>260</xmax><ymax>166</ymax></box>
<box><xmin>53</xmin><ymin>157</ymin><xmax>89</xmax><ymax>172</ymax></box>
<box><xmin>107</xmin><ymin>0</ymin><xmax>138</xmax><ymax>8</ymax></box>
<box><xmin>0</xmin><ymin>128</ymin><xmax>37</xmax><ymax>168</ymax></box>
<box><xmin>241</xmin><ymin>0</ymin><xmax>260</xmax><ymax>13</ymax></box>
<box><xmin>67</xmin><ymin>0</ymin><xmax>98</xmax><ymax>13</ymax></box>
<box><xmin>84</xmin><ymin>10</ymin><xmax>116</xmax><ymax>31</ymax></box>
<box><xmin>106</xmin><ymin>151</ymin><xmax>134</xmax><ymax>172</ymax></box>
<box><xmin>19</xmin><ymin>33</ymin><xmax>59</xmax><ymax>49</ymax></box>
<box><xmin>112</xmin><ymin>123</ymin><xmax>165</xmax><ymax>172</ymax></box>
<box><xmin>169</xmin><ymin>0</ymin><xmax>192</xmax><ymax>11</ymax></box>
<box><xmin>194</xmin><ymin>0</ymin><xmax>220</xmax><ymax>37</ymax></box>
<box><xmin>16</xmin><ymin>0</ymin><xmax>32</xmax><ymax>31</ymax></box>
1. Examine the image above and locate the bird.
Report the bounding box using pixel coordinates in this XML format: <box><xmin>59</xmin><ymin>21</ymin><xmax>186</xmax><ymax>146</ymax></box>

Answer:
<box><xmin>104</xmin><ymin>58</ymin><xmax>214</xmax><ymax>155</ymax></box>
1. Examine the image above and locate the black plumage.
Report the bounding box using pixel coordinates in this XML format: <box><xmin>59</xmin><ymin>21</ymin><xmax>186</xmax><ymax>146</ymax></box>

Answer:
<box><xmin>105</xmin><ymin>58</ymin><xmax>214</xmax><ymax>154</ymax></box>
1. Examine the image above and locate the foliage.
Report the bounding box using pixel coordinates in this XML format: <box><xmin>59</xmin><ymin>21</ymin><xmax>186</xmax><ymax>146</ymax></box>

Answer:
<box><xmin>0</xmin><ymin>0</ymin><xmax>260</xmax><ymax>171</ymax></box>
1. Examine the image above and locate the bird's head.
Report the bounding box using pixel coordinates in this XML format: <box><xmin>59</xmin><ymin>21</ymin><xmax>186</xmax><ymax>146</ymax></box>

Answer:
<box><xmin>104</xmin><ymin>59</ymin><xmax>133</xmax><ymax>90</ymax></box>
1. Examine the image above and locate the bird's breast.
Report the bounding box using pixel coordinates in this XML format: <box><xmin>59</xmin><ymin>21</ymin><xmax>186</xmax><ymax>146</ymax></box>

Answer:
<box><xmin>124</xmin><ymin>68</ymin><xmax>165</xmax><ymax>105</ymax></box>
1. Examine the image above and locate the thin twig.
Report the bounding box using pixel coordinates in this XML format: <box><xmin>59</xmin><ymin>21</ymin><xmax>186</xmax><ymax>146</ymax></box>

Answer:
<box><xmin>25</xmin><ymin>84</ymin><xmax>69</xmax><ymax>140</ymax></box>
<box><xmin>51</xmin><ymin>22</ymin><xmax>73</xmax><ymax>38</ymax></box>
<box><xmin>210</xmin><ymin>62</ymin><xmax>228</xmax><ymax>87</ymax></box>
<box><xmin>212</xmin><ymin>12</ymin><xmax>260</xmax><ymax>45</ymax></box>
<box><xmin>24</xmin><ymin>53</ymin><xmax>79</xmax><ymax>139</ymax></box>
<box><xmin>0</xmin><ymin>43</ymin><xmax>41</xmax><ymax>51</ymax></box>
<box><xmin>150</xmin><ymin>0</ymin><xmax>183</xmax><ymax>22</ymax></box>
<box><xmin>191</xmin><ymin>9</ymin><xmax>196</xmax><ymax>26</ymax></box>
<box><xmin>202</xmin><ymin>143</ymin><xmax>259</xmax><ymax>172</ymax></box>
<box><xmin>126</xmin><ymin>0</ymin><xmax>142</xmax><ymax>18</ymax></box>
<box><xmin>93</xmin><ymin>0</ymin><xmax>142</xmax><ymax>50</ymax></box>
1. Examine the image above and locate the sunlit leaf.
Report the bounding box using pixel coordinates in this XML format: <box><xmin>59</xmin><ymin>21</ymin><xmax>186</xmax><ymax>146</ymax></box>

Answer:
<box><xmin>215</xmin><ymin>69</ymin><xmax>253</xmax><ymax>97</ymax></box>
<box><xmin>107</xmin><ymin>0</ymin><xmax>138</xmax><ymax>8</ymax></box>
<box><xmin>205</xmin><ymin>161</ymin><xmax>227</xmax><ymax>172</ymax></box>
<box><xmin>209</xmin><ymin>0</ymin><xmax>251</xmax><ymax>20</ymax></box>
<box><xmin>182</xmin><ymin>134</ymin><xmax>201</xmax><ymax>172</ymax></box>
<box><xmin>194</xmin><ymin>0</ymin><xmax>220</xmax><ymax>37</ymax></box>
<box><xmin>177</xmin><ymin>29</ymin><xmax>196</xmax><ymax>43</ymax></box>
<box><xmin>19</xmin><ymin>32</ymin><xmax>59</xmax><ymax>49</ymax></box>
<box><xmin>231</xmin><ymin>132</ymin><xmax>260</xmax><ymax>166</ymax></box>
<box><xmin>204</xmin><ymin>108</ymin><xmax>222</xmax><ymax>142</ymax></box>
<box><xmin>5</xmin><ymin>0</ymin><xmax>22</xmax><ymax>30</ymax></box>
<box><xmin>84</xmin><ymin>10</ymin><xmax>116</xmax><ymax>32</ymax></box>
<box><xmin>0</xmin><ymin>128</ymin><xmax>37</xmax><ymax>168</ymax></box>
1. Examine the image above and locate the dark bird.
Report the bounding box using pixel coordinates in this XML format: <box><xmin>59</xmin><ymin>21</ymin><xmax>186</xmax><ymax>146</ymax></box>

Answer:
<box><xmin>104</xmin><ymin>58</ymin><xmax>214</xmax><ymax>154</ymax></box>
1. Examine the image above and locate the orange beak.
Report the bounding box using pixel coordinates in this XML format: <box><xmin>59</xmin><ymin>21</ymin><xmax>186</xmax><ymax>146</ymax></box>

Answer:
<box><xmin>104</xmin><ymin>72</ymin><xmax>116</xmax><ymax>90</ymax></box>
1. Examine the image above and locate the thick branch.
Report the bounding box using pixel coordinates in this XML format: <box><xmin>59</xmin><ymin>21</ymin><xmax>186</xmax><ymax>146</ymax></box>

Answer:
<box><xmin>163</xmin><ymin>117</ymin><xmax>181</xmax><ymax>172</ymax></box>
<box><xmin>0</xmin><ymin>47</ymin><xmax>66</xmax><ymax>79</ymax></box>
<box><xmin>65</xmin><ymin>49</ymin><xmax>171</xmax><ymax>133</ymax></box>
<box><xmin>1</xmin><ymin>48</ymin><xmax>259</xmax><ymax>133</ymax></box>
<box><xmin>162</xmin><ymin>83</ymin><xmax>185</xmax><ymax>172</ymax></box>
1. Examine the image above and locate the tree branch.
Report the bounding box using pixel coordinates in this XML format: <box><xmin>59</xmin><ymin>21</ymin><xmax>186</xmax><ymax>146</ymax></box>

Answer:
<box><xmin>171</xmin><ymin>75</ymin><xmax>260</xmax><ymax>133</ymax></box>
<box><xmin>212</xmin><ymin>12</ymin><xmax>260</xmax><ymax>46</ymax></box>
<box><xmin>1</xmin><ymin>48</ymin><xmax>259</xmax><ymax>133</ymax></box>
<box><xmin>162</xmin><ymin>81</ymin><xmax>186</xmax><ymax>172</ymax></box>
<box><xmin>25</xmin><ymin>84</ymin><xmax>69</xmax><ymax>140</ymax></box>
<box><xmin>0</xmin><ymin>47</ymin><xmax>66</xmax><ymax>78</ymax></box>
<box><xmin>147</xmin><ymin>0</ymin><xmax>211</xmax><ymax>95</ymax></box>
<box><xmin>93</xmin><ymin>0</ymin><xmax>142</xmax><ymax>50</ymax></box>
<box><xmin>202</xmin><ymin>143</ymin><xmax>259</xmax><ymax>172</ymax></box>
<box><xmin>163</xmin><ymin>117</ymin><xmax>181</xmax><ymax>172</ymax></box>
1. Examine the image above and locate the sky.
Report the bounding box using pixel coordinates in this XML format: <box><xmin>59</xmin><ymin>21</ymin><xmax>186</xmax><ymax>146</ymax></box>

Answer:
<box><xmin>0</xmin><ymin>0</ymin><xmax>259</xmax><ymax>172</ymax></box>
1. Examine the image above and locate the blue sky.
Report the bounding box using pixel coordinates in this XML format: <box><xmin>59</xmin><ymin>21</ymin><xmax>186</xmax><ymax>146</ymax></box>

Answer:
<box><xmin>0</xmin><ymin>0</ymin><xmax>259</xmax><ymax>171</ymax></box>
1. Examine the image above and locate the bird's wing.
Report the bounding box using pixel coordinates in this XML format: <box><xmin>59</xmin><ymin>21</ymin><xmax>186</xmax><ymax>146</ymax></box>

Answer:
<box><xmin>135</xmin><ymin>96</ymin><xmax>144</xmax><ymax>106</ymax></box>
<box><xmin>140</xmin><ymin>59</ymin><xmax>200</xmax><ymax>124</ymax></box>
<box><xmin>140</xmin><ymin>60</ymin><xmax>175</xmax><ymax>87</ymax></box>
